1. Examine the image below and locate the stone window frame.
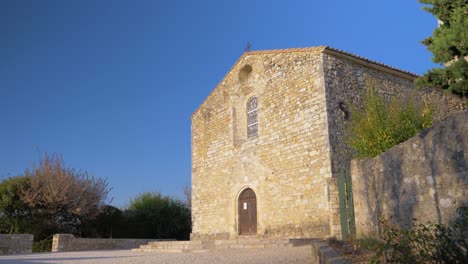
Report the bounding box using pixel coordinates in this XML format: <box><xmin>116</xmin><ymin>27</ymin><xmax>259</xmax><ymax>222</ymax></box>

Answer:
<box><xmin>247</xmin><ymin>96</ymin><xmax>258</xmax><ymax>138</ymax></box>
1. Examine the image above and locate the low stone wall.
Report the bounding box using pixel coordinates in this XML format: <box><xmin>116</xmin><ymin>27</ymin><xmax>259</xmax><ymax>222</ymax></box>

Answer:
<box><xmin>0</xmin><ymin>234</ymin><xmax>33</xmax><ymax>255</ymax></box>
<box><xmin>310</xmin><ymin>240</ymin><xmax>350</xmax><ymax>264</ymax></box>
<box><xmin>52</xmin><ymin>234</ymin><xmax>159</xmax><ymax>252</ymax></box>
<box><xmin>351</xmin><ymin>110</ymin><xmax>467</xmax><ymax>237</ymax></box>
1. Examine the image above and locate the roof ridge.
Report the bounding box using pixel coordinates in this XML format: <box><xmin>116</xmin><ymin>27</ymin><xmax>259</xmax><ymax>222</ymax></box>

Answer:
<box><xmin>242</xmin><ymin>46</ymin><xmax>418</xmax><ymax>77</ymax></box>
<box><xmin>243</xmin><ymin>46</ymin><xmax>328</xmax><ymax>55</ymax></box>
<box><xmin>191</xmin><ymin>45</ymin><xmax>419</xmax><ymax>118</ymax></box>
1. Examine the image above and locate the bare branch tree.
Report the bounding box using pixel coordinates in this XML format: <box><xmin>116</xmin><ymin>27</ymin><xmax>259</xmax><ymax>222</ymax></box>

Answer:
<box><xmin>20</xmin><ymin>152</ymin><xmax>111</xmax><ymax>218</ymax></box>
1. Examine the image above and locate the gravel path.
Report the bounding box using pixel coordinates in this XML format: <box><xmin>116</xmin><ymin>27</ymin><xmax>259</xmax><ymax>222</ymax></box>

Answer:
<box><xmin>0</xmin><ymin>247</ymin><xmax>313</xmax><ymax>264</ymax></box>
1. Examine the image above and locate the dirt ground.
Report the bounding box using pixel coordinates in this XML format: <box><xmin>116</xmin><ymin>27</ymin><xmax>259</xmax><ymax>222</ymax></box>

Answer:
<box><xmin>0</xmin><ymin>247</ymin><xmax>313</xmax><ymax>264</ymax></box>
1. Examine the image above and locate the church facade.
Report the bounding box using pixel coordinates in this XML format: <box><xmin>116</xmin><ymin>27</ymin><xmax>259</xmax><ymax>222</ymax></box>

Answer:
<box><xmin>190</xmin><ymin>46</ymin><xmax>463</xmax><ymax>240</ymax></box>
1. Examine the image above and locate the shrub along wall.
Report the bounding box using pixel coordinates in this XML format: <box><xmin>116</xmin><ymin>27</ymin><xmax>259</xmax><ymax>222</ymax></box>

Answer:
<box><xmin>0</xmin><ymin>234</ymin><xmax>33</xmax><ymax>255</ymax></box>
<box><xmin>351</xmin><ymin>110</ymin><xmax>467</xmax><ymax>236</ymax></box>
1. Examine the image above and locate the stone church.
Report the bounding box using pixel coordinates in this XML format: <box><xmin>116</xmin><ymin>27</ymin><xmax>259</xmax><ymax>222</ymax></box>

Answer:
<box><xmin>190</xmin><ymin>46</ymin><xmax>462</xmax><ymax>240</ymax></box>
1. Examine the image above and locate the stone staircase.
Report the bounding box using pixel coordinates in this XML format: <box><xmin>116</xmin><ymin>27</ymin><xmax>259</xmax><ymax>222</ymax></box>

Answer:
<box><xmin>132</xmin><ymin>238</ymin><xmax>316</xmax><ymax>253</ymax></box>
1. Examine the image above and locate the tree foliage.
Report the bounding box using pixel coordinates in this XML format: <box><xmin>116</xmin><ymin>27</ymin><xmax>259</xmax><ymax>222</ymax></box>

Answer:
<box><xmin>125</xmin><ymin>192</ymin><xmax>191</xmax><ymax>240</ymax></box>
<box><xmin>183</xmin><ymin>185</ymin><xmax>191</xmax><ymax>209</ymax></box>
<box><xmin>0</xmin><ymin>175</ymin><xmax>55</xmax><ymax>251</ymax></box>
<box><xmin>346</xmin><ymin>87</ymin><xmax>433</xmax><ymax>158</ymax></box>
<box><xmin>20</xmin><ymin>153</ymin><xmax>110</xmax><ymax>235</ymax></box>
<box><xmin>21</xmin><ymin>153</ymin><xmax>110</xmax><ymax>219</ymax></box>
<box><xmin>0</xmin><ymin>152</ymin><xmax>111</xmax><ymax>244</ymax></box>
<box><xmin>79</xmin><ymin>193</ymin><xmax>192</xmax><ymax>240</ymax></box>
<box><xmin>79</xmin><ymin>205</ymin><xmax>124</xmax><ymax>238</ymax></box>
<box><xmin>416</xmin><ymin>0</ymin><xmax>468</xmax><ymax>97</ymax></box>
<box><xmin>0</xmin><ymin>153</ymin><xmax>191</xmax><ymax>250</ymax></box>
<box><xmin>0</xmin><ymin>176</ymin><xmax>30</xmax><ymax>234</ymax></box>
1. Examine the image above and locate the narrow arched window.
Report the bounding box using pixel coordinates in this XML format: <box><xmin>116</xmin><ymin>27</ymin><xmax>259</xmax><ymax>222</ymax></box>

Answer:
<box><xmin>247</xmin><ymin>97</ymin><xmax>258</xmax><ymax>138</ymax></box>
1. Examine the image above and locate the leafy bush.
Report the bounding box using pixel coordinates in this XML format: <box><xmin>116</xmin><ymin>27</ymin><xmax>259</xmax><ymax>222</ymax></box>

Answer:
<box><xmin>0</xmin><ymin>176</ymin><xmax>30</xmax><ymax>234</ymax></box>
<box><xmin>346</xmin><ymin>87</ymin><xmax>433</xmax><ymax>158</ymax></box>
<box><xmin>357</xmin><ymin>236</ymin><xmax>383</xmax><ymax>252</ymax></box>
<box><xmin>32</xmin><ymin>238</ymin><xmax>52</xmax><ymax>252</ymax></box>
<box><xmin>79</xmin><ymin>205</ymin><xmax>124</xmax><ymax>238</ymax></box>
<box><xmin>125</xmin><ymin>192</ymin><xmax>191</xmax><ymax>240</ymax></box>
<box><xmin>370</xmin><ymin>209</ymin><xmax>467</xmax><ymax>264</ymax></box>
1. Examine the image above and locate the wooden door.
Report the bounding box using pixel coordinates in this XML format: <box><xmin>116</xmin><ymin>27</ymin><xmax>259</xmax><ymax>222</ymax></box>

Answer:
<box><xmin>238</xmin><ymin>188</ymin><xmax>257</xmax><ymax>235</ymax></box>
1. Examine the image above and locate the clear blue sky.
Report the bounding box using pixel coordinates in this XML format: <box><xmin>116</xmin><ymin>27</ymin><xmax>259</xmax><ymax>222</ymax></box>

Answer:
<box><xmin>1</xmin><ymin>0</ymin><xmax>438</xmax><ymax>207</ymax></box>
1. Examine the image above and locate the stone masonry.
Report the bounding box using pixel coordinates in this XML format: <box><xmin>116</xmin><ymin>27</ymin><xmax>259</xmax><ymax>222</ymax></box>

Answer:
<box><xmin>52</xmin><ymin>234</ymin><xmax>157</xmax><ymax>252</ymax></box>
<box><xmin>0</xmin><ymin>234</ymin><xmax>33</xmax><ymax>255</ymax></box>
<box><xmin>351</xmin><ymin>110</ymin><xmax>468</xmax><ymax>237</ymax></box>
<box><xmin>191</xmin><ymin>46</ymin><xmax>467</xmax><ymax>240</ymax></box>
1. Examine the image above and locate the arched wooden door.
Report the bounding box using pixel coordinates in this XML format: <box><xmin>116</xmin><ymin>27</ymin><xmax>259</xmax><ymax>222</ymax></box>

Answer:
<box><xmin>238</xmin><ymin>188</ymin><xmax>257</xmax><ymax>235</ymax></box>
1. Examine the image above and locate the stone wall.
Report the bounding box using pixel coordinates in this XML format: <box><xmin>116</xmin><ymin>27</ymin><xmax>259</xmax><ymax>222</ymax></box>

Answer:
<box><xmin>322</xmin><ymin>50</ymin><xmax>467</xmax><ymax>180</ymax></box>
<box><xmin>0</xmin><ymin>234</ymin><xmax>33</xmax><ymax>255</ymax></box>
<box><xmin>191</xmin><ymin>47</ymin><xmax>333</xmax><ymax>239</ymax></box>
<box><xmin>51</xmin><ymin>234</ymin><xmax>157</xmax><ymax>252</ymax></box>
<box><xmin>322</xmin><ymin>50</ymin><xmax>466</xmax><ymax>238</ymax></box>
<box><xmin>351</xmin><ymin>110</ymin><xmax>468</xmax><ymax>236</ymax></box>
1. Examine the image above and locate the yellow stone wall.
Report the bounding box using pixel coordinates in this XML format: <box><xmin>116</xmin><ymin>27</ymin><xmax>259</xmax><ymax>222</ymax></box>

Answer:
<box><xmin>322</xmin><ymin>51</ymin><xmax>466</xmax><ymax>181</ymax></box>
<box><xmin>191</xmin><ymin>47</ymin><xmax>333</xmax><ymax>239</ymax></box>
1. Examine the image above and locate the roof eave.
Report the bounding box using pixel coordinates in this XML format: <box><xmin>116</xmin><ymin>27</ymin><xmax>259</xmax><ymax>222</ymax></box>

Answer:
<box><xmin>322</xmin><ymin>47</ymin><xmax>419</xmax><ymax>81</ymax></box>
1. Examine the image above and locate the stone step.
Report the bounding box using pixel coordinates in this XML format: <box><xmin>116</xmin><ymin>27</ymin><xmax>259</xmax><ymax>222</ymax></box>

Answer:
<box><xmin>148</xmin><ymin>240</ymin><xmax>199</xmax><ymax>246</ymax></box>
<box><xmin>146</xmin><ymin>244</ymin><xmax>206</xmax><ymax>250</ymax></box>
<box><xmin>213</xmin><ymin>238</ymin><xmax>290</xmax><ymax>245</ymax></box>
<box><xmin>133</xmin><ymin>238</ymin><xmax>315</xmax><ymax>253</ymax></box>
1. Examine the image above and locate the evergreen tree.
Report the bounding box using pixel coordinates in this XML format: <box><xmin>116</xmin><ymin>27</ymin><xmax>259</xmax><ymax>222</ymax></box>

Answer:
<box><xmin>416</xmin><ymin>0</ymin><xmax>468</xmax><ymax>97</ymax></box>
<box><xmin>0</xmin><ymin>176</ymin><xmax>31</xmax><ymax>234</ymax></box>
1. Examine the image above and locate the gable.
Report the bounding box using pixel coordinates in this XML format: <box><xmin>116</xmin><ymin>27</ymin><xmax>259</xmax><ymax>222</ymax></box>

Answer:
<box><xmin>191</xmin><ymin>46</ymin><xmax>418</xmax><ymax>121</ymax></box>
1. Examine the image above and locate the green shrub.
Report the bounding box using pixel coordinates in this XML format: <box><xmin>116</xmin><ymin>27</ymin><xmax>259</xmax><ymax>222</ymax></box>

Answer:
<box><xmin>32</xmin><ymin>238</ymin><xmax>52</xmax><ymax>252</ymax></box>
<box><xmin>0</xmin><ymin>176</ymin><xmax>31</xmax><ymax>234</ymax></box>
<box><xmin>357</xmin><ymin>236</ymin><xmax>383</xmax><ymax>252</ymax></box>
<box><xmin>370</xmin><ymin>210</ymin><xmax>467</xmax><ymax>264</ymax></box>
<box><xmin>346</xmin><ymin>86</ymin><xmax>433</xmax><ymax>158</ymax></box>
<box><xmin>125</xmin><ymin>192</ymin><xmax>191</xmax><ymax>240</ymax></box>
